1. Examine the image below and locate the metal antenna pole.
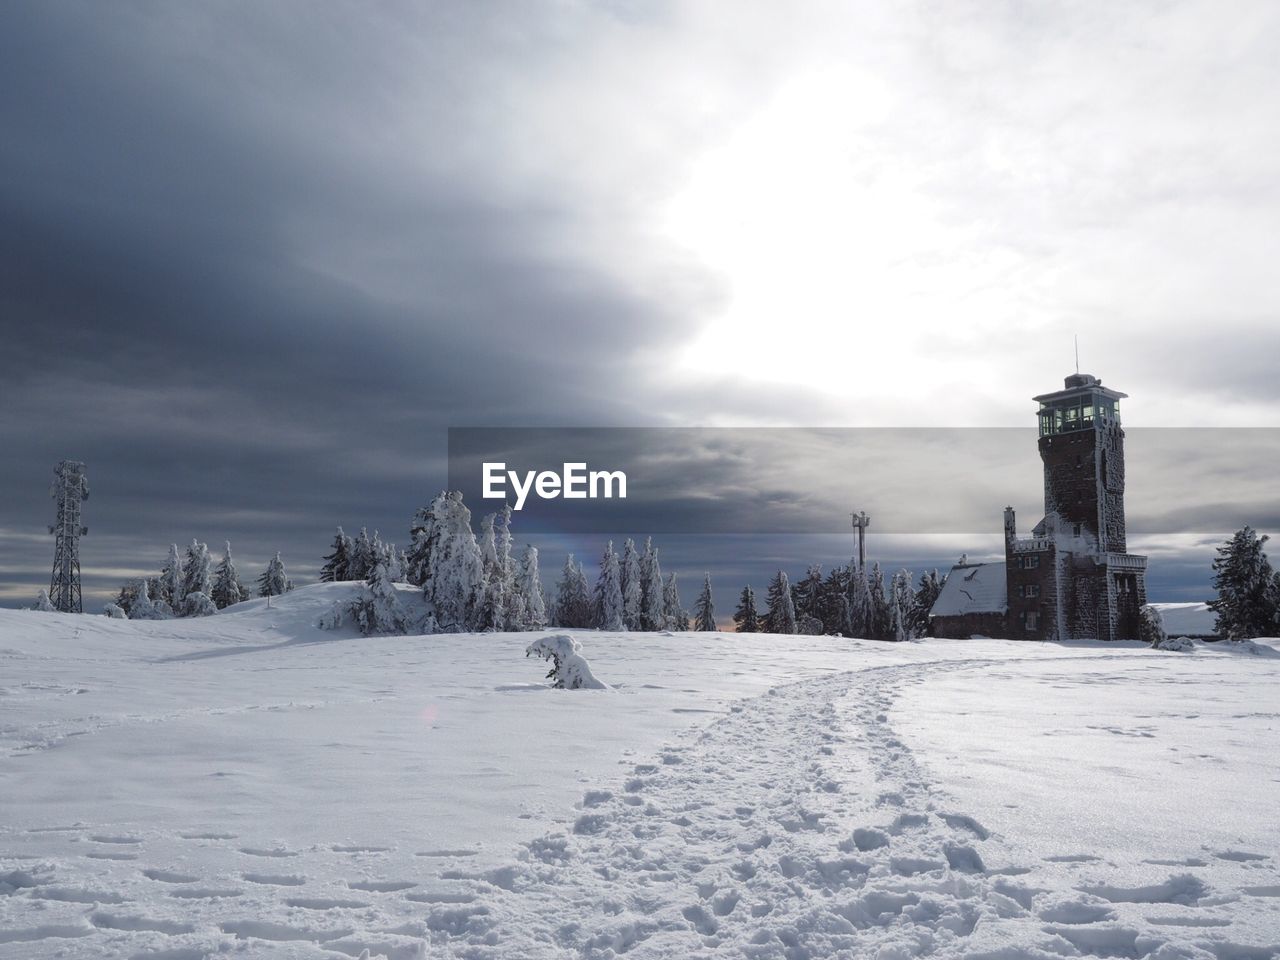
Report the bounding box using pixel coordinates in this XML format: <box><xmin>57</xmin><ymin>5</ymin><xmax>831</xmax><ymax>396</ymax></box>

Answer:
<box><xmin>850</xmin><ymin>510</ymin><xmax>871</xmax><ymax>572</ymax></box>
<box><xmin>49</xmin><ymin>460</ymin><xmax>89</xmax><ymax>613</ymax></box>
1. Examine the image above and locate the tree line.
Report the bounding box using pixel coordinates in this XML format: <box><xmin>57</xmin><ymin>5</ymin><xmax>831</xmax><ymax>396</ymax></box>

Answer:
<box><xmin>731</xmin><ymin>563</ymin><xmax>945</xmax><ymax>640</ymax></box>
<box><xmin>111</xmin><ymin>541</ymin><xmax>292</xmax><ymax>619</ymax></box>
<box><xmin>320</xmin><ymin>491</ymin><xmax>703</xmax><ymax>636</ymax></box>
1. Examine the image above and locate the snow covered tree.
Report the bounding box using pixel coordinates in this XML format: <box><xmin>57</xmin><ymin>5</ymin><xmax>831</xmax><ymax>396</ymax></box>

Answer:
<box><xmin>1209</xmin><ymin>527</ymin><xmax>1277</xmax><ymax>640</ymax></box>
<box><xmin>478</xmin><ymin>513</ymin><xmax>497</xmax><ymax>572</ymax></box>
<box><xmin>349</xmin><ymin>561</ymin><xmax>411</xmax><ymax>636</ymax></box>
<box><xmin>890</xmin><ymin>569</ymin><xmax>915</xmax><ymax>640</ymax></box>
<box><xmin>763</xmin><ymin>570</ymin><xmax>797</xmax><ymax>635</ymax></box>
<box><xmin>210</xmin><ymin>541</ymin><xmax>245</xmax><ymax>609</ymax></box>
<box><xmin>183</xmin><ymin>591</ymin><xmax>218</xmax><ymax>617</ymax></box>
<box><xmin>640</xmin><ymin>540</ymin><xmax>666</xmax><ymax>631</ymax></box>
<box><xmin>258</xmin><ymin>552</ymin><xmax>290</xmax><ymax>598</ymax></box>
<box><xmin>320</xmin><ymin>526</ymin><xmax>354</xmax><ymax>582</ymax></box>
<box><xmin>868</xmin><ymin>563</ymin><xmax>890</xmax><ymax>641</ymax></box>
<box><xmin>404</xmin><ymin>502</ymin><xmax>436</xmax><ymax>587</ymax></box>
<box><xmin>910</xmin><ymin>569</ymin><xmax>944</xmax><ymax>638</ymax></box>
<box><xmin>32</xmin><ymin>589</ymin><xmax>55</xmax><ymax>612</ymax></box>
<box><xmin>477</xmin><ymin>572</ymin><xmax>506</xmax><ymax>631</ymax></box>
<box><xmin>593</xmin><ymin>541</ymin><xmax>625</xmax><ymax>630</ymax></box>
<box><xmin>554</xmin><ymin>553</ymin><xmax>592</xmax><ymax>629</ymax></box>
<box><xmin>158</xmin><ymin>543</ymin><xmax>184</xmax><ymax>610</ymax></box>
<box><xmin>663</xmin><ymin>573</ymin><xmax>688</xmax><ymax>630</ymax></box>
<box><xmin>381</xmin><ymin>540</ymin><xmax>405</xmax><ymax>583</ymax></box>
<box><xmin>733</xmin><ymin>584</ymin><xmax>760</xmax><ymax>632</ymax></box>
<box><xmin>476</xmin><ymin>514</ymin><xmax>506</xmax><ymax>631</ymax></box>
<box><xmin>525</xmin><ymin>634</ymin><xmax>607</xmax><ymax>689</ymax></box>
<box><xmin>103</xmin><ymin>602</ymin><xmax>127</xmax><ymax>618</ymax></box>
<box><xmin>1138</xmin><ymin>603</ymin><xmax>1167</xmax><ymax>647</ymax></box>
<box><xmin>693</xmin><ymin>573</ymin><xmax>716</xmax><ymax>631</ymax></box>
<box><xmin>792</xmin><ymin>564</ymin><xmax>823</xmax><ymax>624</ymax></box>
<box><xmin>179</xmin><ymin>540</ymin><xmax>213</xmax><ymax>610</ymax></box>
<box><xmin>620</xmin><ymin>538</ymin><xmax>642</xmax><ymax>630</ymax></box>
<box><xmin>417</xmin><ymin>492</ymin><xmax>485</xmax><ymax>632</ymax></box>
<box><xmin>127</xmin><ymin>579</ymin><xmax>171</xmax><ymax>620</ymax></box>
<box><xmin>493</xmin><ymin>505</ymin><xmax>514</xmax><ymax>588</ymax></box>
<box><xmin>816</xmin><ymin>566</ymin><xmax>851</xmax><ymax>635</ymax></box>
<box><xmin>516</xmin><ymin>544</ymin><xmax>547</xmax><ymax>629</ymax></box>
<box><xmin>348</xmin><ymin>527</ymin><xmax>377</xmax><ymax>581</ymax></box>
<box><xmin>846</xmin><ymin>565</ymin><xmax>872</xmax><ymax>638</ymax></box>
<box><xmin>478</xmin><ymin>510</ymin><xmax>521</xmax><ymax>630</ymax></box>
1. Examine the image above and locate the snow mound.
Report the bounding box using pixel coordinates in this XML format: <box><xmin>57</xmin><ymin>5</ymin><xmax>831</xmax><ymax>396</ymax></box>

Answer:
<box><xmin>525</xmin><ymin>634</ymin><xmax>608</xmax><ymax>689</ymax></box>
<box><xmin>1216</xmin><ymin>638</ymin><xmax>1279</xmax><ymax>657</ymax></box>
<box><xmin>1152</xmin><ymin>635</ymin><xmax>1195</xmax><ymax>652</ymax></box>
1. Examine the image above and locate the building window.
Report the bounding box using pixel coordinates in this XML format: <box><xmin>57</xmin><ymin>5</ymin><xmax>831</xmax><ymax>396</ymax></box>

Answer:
<box><xmin>1021</xmin><ymin>584</ymin><xmax>1041</xmax><ymax>599</ymax></box>
<box><xmin>1023</xmin><ymin>611</ymin><xmax>1039</xmax><ymax>631</ymax></box>
<box><xmin>1072</xmin><ymin>523</ymin><xmax>1082</xmax><ymax>537</ymax></box>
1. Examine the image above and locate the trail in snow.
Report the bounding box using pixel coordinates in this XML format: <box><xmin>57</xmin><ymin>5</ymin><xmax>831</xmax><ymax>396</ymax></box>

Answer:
<box><xmin>422</xmin><ymin>655</ymin><xmax>1277</xmax><ymax>959</ymax></box>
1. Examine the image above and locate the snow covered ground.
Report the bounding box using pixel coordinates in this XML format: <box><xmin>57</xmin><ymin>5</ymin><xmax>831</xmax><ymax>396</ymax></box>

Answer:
<box><xmin>1</xmin><ymin>584</ymin><xmax>1277</xmax><ymax>959</ymax></box>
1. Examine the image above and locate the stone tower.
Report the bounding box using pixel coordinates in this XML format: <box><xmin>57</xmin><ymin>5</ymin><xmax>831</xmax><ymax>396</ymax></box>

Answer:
<box><xmin>1015</xmin><ymin>373</ymin><xmax>1147</xmax><ymax>640</ymax></box>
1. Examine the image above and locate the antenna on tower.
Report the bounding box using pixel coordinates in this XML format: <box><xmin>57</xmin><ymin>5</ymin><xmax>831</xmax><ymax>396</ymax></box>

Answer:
<box><xmin>1074</xmin><ymin>334</ymin><xmax>1079</xmax><ymax>374</ymax></box>
<box><xmin>48</xmin><ymin>460</ymin><xmax>89</xmax><ymax>613</ymax></box>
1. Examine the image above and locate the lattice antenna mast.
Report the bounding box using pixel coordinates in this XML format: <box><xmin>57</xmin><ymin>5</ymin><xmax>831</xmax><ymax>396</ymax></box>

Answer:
<box><xmin>49</xmin><ymin>460</ymin><xmax>89</xmax><ymax>613</ymax></box>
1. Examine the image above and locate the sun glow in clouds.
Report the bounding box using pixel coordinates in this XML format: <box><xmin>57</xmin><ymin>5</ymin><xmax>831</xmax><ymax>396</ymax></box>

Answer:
<box><xmin>661</xmin><ymin>68</ymin><xmax>1030</xmax><ymax>410</ymax></box>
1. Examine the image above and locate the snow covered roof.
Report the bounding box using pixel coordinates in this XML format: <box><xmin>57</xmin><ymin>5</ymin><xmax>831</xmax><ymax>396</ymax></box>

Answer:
<box><xmin>930</xmin><ymin>562</ymin><xmax>1007</xmax><ymax>617</ymax></box>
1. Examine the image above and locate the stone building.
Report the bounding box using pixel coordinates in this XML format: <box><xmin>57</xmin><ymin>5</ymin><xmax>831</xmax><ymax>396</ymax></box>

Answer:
<box><xmin>930</xmin><ymin>373</ymin><xmax>1147</xmax><ymax>641</ymax></box>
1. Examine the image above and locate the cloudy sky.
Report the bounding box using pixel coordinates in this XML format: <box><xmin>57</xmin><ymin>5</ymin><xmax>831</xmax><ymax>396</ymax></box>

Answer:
<box><xmin>3</xmin><ymin>1</ymin><xmax>1279</xmax><ymax>609</ymax></box>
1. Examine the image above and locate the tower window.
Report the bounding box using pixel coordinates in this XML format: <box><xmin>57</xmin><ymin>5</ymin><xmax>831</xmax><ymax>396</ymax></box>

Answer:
<box><xmin>1021</xmin><ymin>584</ymin><xmax>1041</xmax><ymax>599</ymax></box>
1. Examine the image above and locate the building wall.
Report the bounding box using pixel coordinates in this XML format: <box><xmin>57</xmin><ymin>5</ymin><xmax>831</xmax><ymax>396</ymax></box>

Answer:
<box><xmin>1005</xmin><ymin>545</ymin><xmax>1055</xmax><ymax>641</ymax></box>
<box><xmin>931</xmin><ymin>611</ymin><xmax>1008</xmax><ymax>639</ymax></box>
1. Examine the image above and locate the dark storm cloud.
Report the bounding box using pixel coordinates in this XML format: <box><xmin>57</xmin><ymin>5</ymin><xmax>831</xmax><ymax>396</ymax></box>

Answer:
<box><xmin>0</xmin><ymin>3</ymin><xmax>733</xmax><ymax>604</ymax></box>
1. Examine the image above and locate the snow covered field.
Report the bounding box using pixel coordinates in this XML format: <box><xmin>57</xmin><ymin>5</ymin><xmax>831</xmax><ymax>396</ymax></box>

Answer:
<box><xmin>1</xmin><ymin>585</ymin><xmax>1277</xmax><ymax>959</ymax></box>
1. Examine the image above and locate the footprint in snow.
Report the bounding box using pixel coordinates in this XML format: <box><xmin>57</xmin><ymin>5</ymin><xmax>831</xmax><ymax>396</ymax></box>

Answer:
<box><xmin>141</xmin><ymin>868</ymin><xmax>199</xmax><ymax>884</ymax></box>
<box><xmin>239</xmin><ymin>847</ymin><xmax>297</xmax><ymax>858</ymax></box>
<box><xmin>241</xmin><ymin>873</ymin><xmax>306</xmax><ymax>886</ymax></box>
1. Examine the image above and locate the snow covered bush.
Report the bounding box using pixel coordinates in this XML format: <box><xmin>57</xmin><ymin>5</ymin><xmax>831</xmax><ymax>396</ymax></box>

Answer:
<box><xmin>798</xmin><ymin>615</ymin><xmax>825</xmax><ymax>636</ymax></box>
<box><xmin>31</xmin><ymin>589</ymin><xmax>55</xmax><ymax>612</ymax></box>
<box><xmin>525</xmin><ymin>634</ymin><xmax>607</xmax><ymax>690</ymax></box>
<box><xmin>182</xmin><ymin>591</ymin><xmax>218</xmax><ymax>617</ymax></box>
<box><xmin>103</xmin><ymin>602</ymin><xmax>128</xmax><ymax>619</ymax></box>
<box><xmin>1138</xmin><ymin>604</ymin><xmax>1167</xmax><ymax>647</ymax></box>
<box><xmin>1154</xmin><ymin>635</ymin><xmax>1195</xmax><ymax>652</ymax></box>
<box><xmin>353</xmin><ymin>563</ymin><xmax>412</xmax><ymax>636</ymax></box>
<box><xmin>320</xmin><ymin>563</ymin><xmax>415</xmax><ymax>636</ymax></box>
<box><xmin>127</xmin><ymin>580</ymin><xmax>172</xmax><ymax>620</ymax></box>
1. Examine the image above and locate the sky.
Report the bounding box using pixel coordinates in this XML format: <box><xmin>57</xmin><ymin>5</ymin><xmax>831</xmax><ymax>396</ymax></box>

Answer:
<box><xmin>3</xmin><ymin>1</ymin><xmax>1280</xmax><ymax>610</ymax></box>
